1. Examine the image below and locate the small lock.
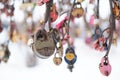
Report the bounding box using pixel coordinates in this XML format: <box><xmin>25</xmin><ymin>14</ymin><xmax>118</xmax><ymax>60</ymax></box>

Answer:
<box><xmin>72</xmin><ymin>2</ymin><xmax>84</xmax><ymax>18</ymax></box>
<box><xmin>53</xmin><ymin>52</ymin><xmax>62</xmax><ymax>65</ymax></box>
<box><xmin>64</xmin><ymin>47</ymin><xmax>77</xmax><ymax>65</ymax></box>
<box><xmin>32</xmin><ymin>29</ymin><xmax>55</xmax><ymax>59</ymax></box>
<box><xmin>53</xmin><ymin>57</ymin><xmax>62</xmax><ymax>65</ymax></box>
<box><xmin>99</xmin><ymin>57</ymin><xmax>112</xmax><ymax>76</ymax></box>
<box><xmin>113</xmin><ymin>1</ymin><xmax>120</xmax><ymax>20</ymax></box>
<box><xmin>0</xmin><ymin>45</ymin><xmax>10</xmax><ymax>63</ymax></box>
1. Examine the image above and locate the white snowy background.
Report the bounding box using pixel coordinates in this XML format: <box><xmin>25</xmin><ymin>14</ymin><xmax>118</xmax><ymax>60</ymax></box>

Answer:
<box><xmin>0</xmin><ymin>0</ymin><xmax>120</xmax><ymax>80</ymax></box>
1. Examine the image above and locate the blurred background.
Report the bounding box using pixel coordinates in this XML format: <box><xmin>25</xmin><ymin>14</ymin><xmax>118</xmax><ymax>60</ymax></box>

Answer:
<box><xmin>0</xmin><ymin>0</ymin><xmax>120</xmax><ymax>80</ymax></box>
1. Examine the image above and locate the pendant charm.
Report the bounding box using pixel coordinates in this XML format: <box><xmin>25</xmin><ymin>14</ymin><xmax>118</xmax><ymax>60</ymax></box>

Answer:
<box><xmin>99</xmin><ymin>56</ymin><xmax>112</xmax><ymax>76</ymax></box>
<box><xmin>64</xmin><ymin>47</ymin><xmax>77</xmax><ymax>72</ymax></box>
<box><xmin>53</xmin><ymin>51</ymin><xmax>62</xmax><ymax>65</ymax></box>
<box><xmin>32</xmin><ymin>29</ymin><xmax>55</xmax><ymax>59</ymax></box>
<box><xmin>72</xmin><ymin>2</ymin><xmax>84</xmax><ymax>18</ymax></box>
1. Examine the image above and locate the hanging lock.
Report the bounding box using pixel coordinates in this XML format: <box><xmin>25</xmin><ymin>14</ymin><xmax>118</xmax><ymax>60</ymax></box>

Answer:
<box><xmin>72</xmin><ymin>2</ymin><xmax>84</xmax><ymax>18</ymax></box>
<box><xmin>113</xmin><ymin>1</ymin><xmax>120</xmax><ymax>20</ymax></box>
<box><xmin>50</xmin><ymin>4</ymin><xmax>58</xmax><ymax>22</ymax></box>
<box><xmin>0</xmin><ymin>45</ymin><xmax>10</xmax><ymax>63</ymax></box>
<box><xmin>32</xmin><ymin>29</ymin><xmax>55</xmax><ymax>59</ymax></box>
<box><xmin>99</xmin><ymin>56</ymin><xmax>112</xmax><ymax>76</ymax></box>
<box><xmin>53</xmin><ymin>51</ymin><xmax>62</xmax><ymax>65</ymax></box>
<box><xmin>64</xmin><ymin>47</ymin><xmax>77</xmax><ymax>72</ymax></box>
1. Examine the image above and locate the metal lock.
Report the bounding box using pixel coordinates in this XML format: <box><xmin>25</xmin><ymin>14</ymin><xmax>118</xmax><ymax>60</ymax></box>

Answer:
<box><xmin>99</xmin><ymin>57</ymin><xmax>111</xmax><ymax>76</ymax></box>
<box><xmin>0</xmin><ymin>45</ymin><xmax>10</xmax><ymax>63</ymax></box>
<box><xmin>53</xmin><ymin>52</ymin><xmax>62</xmax><ymax>65</ymax></box>
<box><xmin>72</xmin><ymin>2</ymin><xmax>84</xmax><ymax>18</ymax></box>
<box><xmin>64</xmin><ymin>47</ymin><xmax>77</xmax><ymax>65</ymax></box>
<box><xmin>32</xmin><ymin>29</ymin><xmax>55</xmax><ymax>59</ymax></box>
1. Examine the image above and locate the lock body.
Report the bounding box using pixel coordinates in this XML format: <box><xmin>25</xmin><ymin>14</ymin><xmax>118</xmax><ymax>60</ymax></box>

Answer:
<box><xmin>32</xmin><ymin>29</ymin><xmax>55</xmax><ymax>59</ymax></box>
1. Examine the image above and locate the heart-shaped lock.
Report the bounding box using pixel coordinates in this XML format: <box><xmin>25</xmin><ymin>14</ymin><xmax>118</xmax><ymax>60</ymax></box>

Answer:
<box><xmin>50</xmin><ymin>4</ymin><xmax>58</xmax><ymax>22</ymax></box>
<box><xmin>32</xmin><ymin>29</ymin><xmax>55</xmax><ymax>59</ymax></box>
<box><xmin>64</xmin><ymin>47</ymin><xmax>77</xmax><ymax>65</ymax></box>
<box><xmin>72</xmin><ymin>2</ymin><xmax>84</xmax><ymax>18</ymax></box>
<box><xmin>64</xmin><ymin>47</ymin><xmax>77</xmax><ymax>72</ymax></box>
<box><xmin>99</xmin><ymin>56</ymin><xmax>112</xmax><ymax>76</ymax></box>
<box><xmin>53</xmin><ymin>52</ymin><xmax>62</xmax><ymax>65</ymax></box>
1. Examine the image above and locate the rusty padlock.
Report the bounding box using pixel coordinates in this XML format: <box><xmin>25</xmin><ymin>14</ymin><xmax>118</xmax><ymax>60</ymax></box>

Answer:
<box><xmin>99</xmin><ymin>56</ymin><xmax>112</xmax><ymax>76</ymax></box>
<box><xmin>32</xmin><ymin>29</ymin><xmax>55</xmax><ymax>59</ymax></box>
<box><xmin>72</xmin><ymin>2</ymin><xmax>84</xmax><ymax>18</ymax></box>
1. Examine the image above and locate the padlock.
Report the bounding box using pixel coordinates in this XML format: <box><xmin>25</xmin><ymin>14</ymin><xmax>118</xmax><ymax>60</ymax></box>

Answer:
<box><xmin>72</xmin><ymin>2</ymin><xmax>84</xmax><ymax>18</ymax></box>
<box><xmin>64</xmin><ymin>47</ymin><xmax>77</xmax><ymax>66</ymax></box>
<box><xmin>0</xmin><ymin>45</ymin><xmax>10</xmax><ymax>63</ymax></box>
<box><xmin>32</xmin><ymin>29</ymin><xmax>55</xmax><ymax>59</ymax></box>
<box><xmin>50</xmin><ymin>4</ymin><xmax>58</xmax><ymax>22</ymax></box>
<box><xmin>64</xmin><ymin>47</ymin><xmax>77</xmax><ymax>72</ymax></box>
<box><xmin>113</xmin><ymin>1</ymin><xmax>120</xmax><ymax>20</ymax></box>
<box><xmin>99</xmin><ymin>56</ymin><xmax>112</xmax><ymax>76</ymax></box>
<box><xmin>2</xmin><ymin>46</ymin><xmax>10</xmax><ymax>63</ymax></box>
<box><xmin>53</xmin><ymin>52</ymin><xmax>62</xmax><ymax>65</ymax></box>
